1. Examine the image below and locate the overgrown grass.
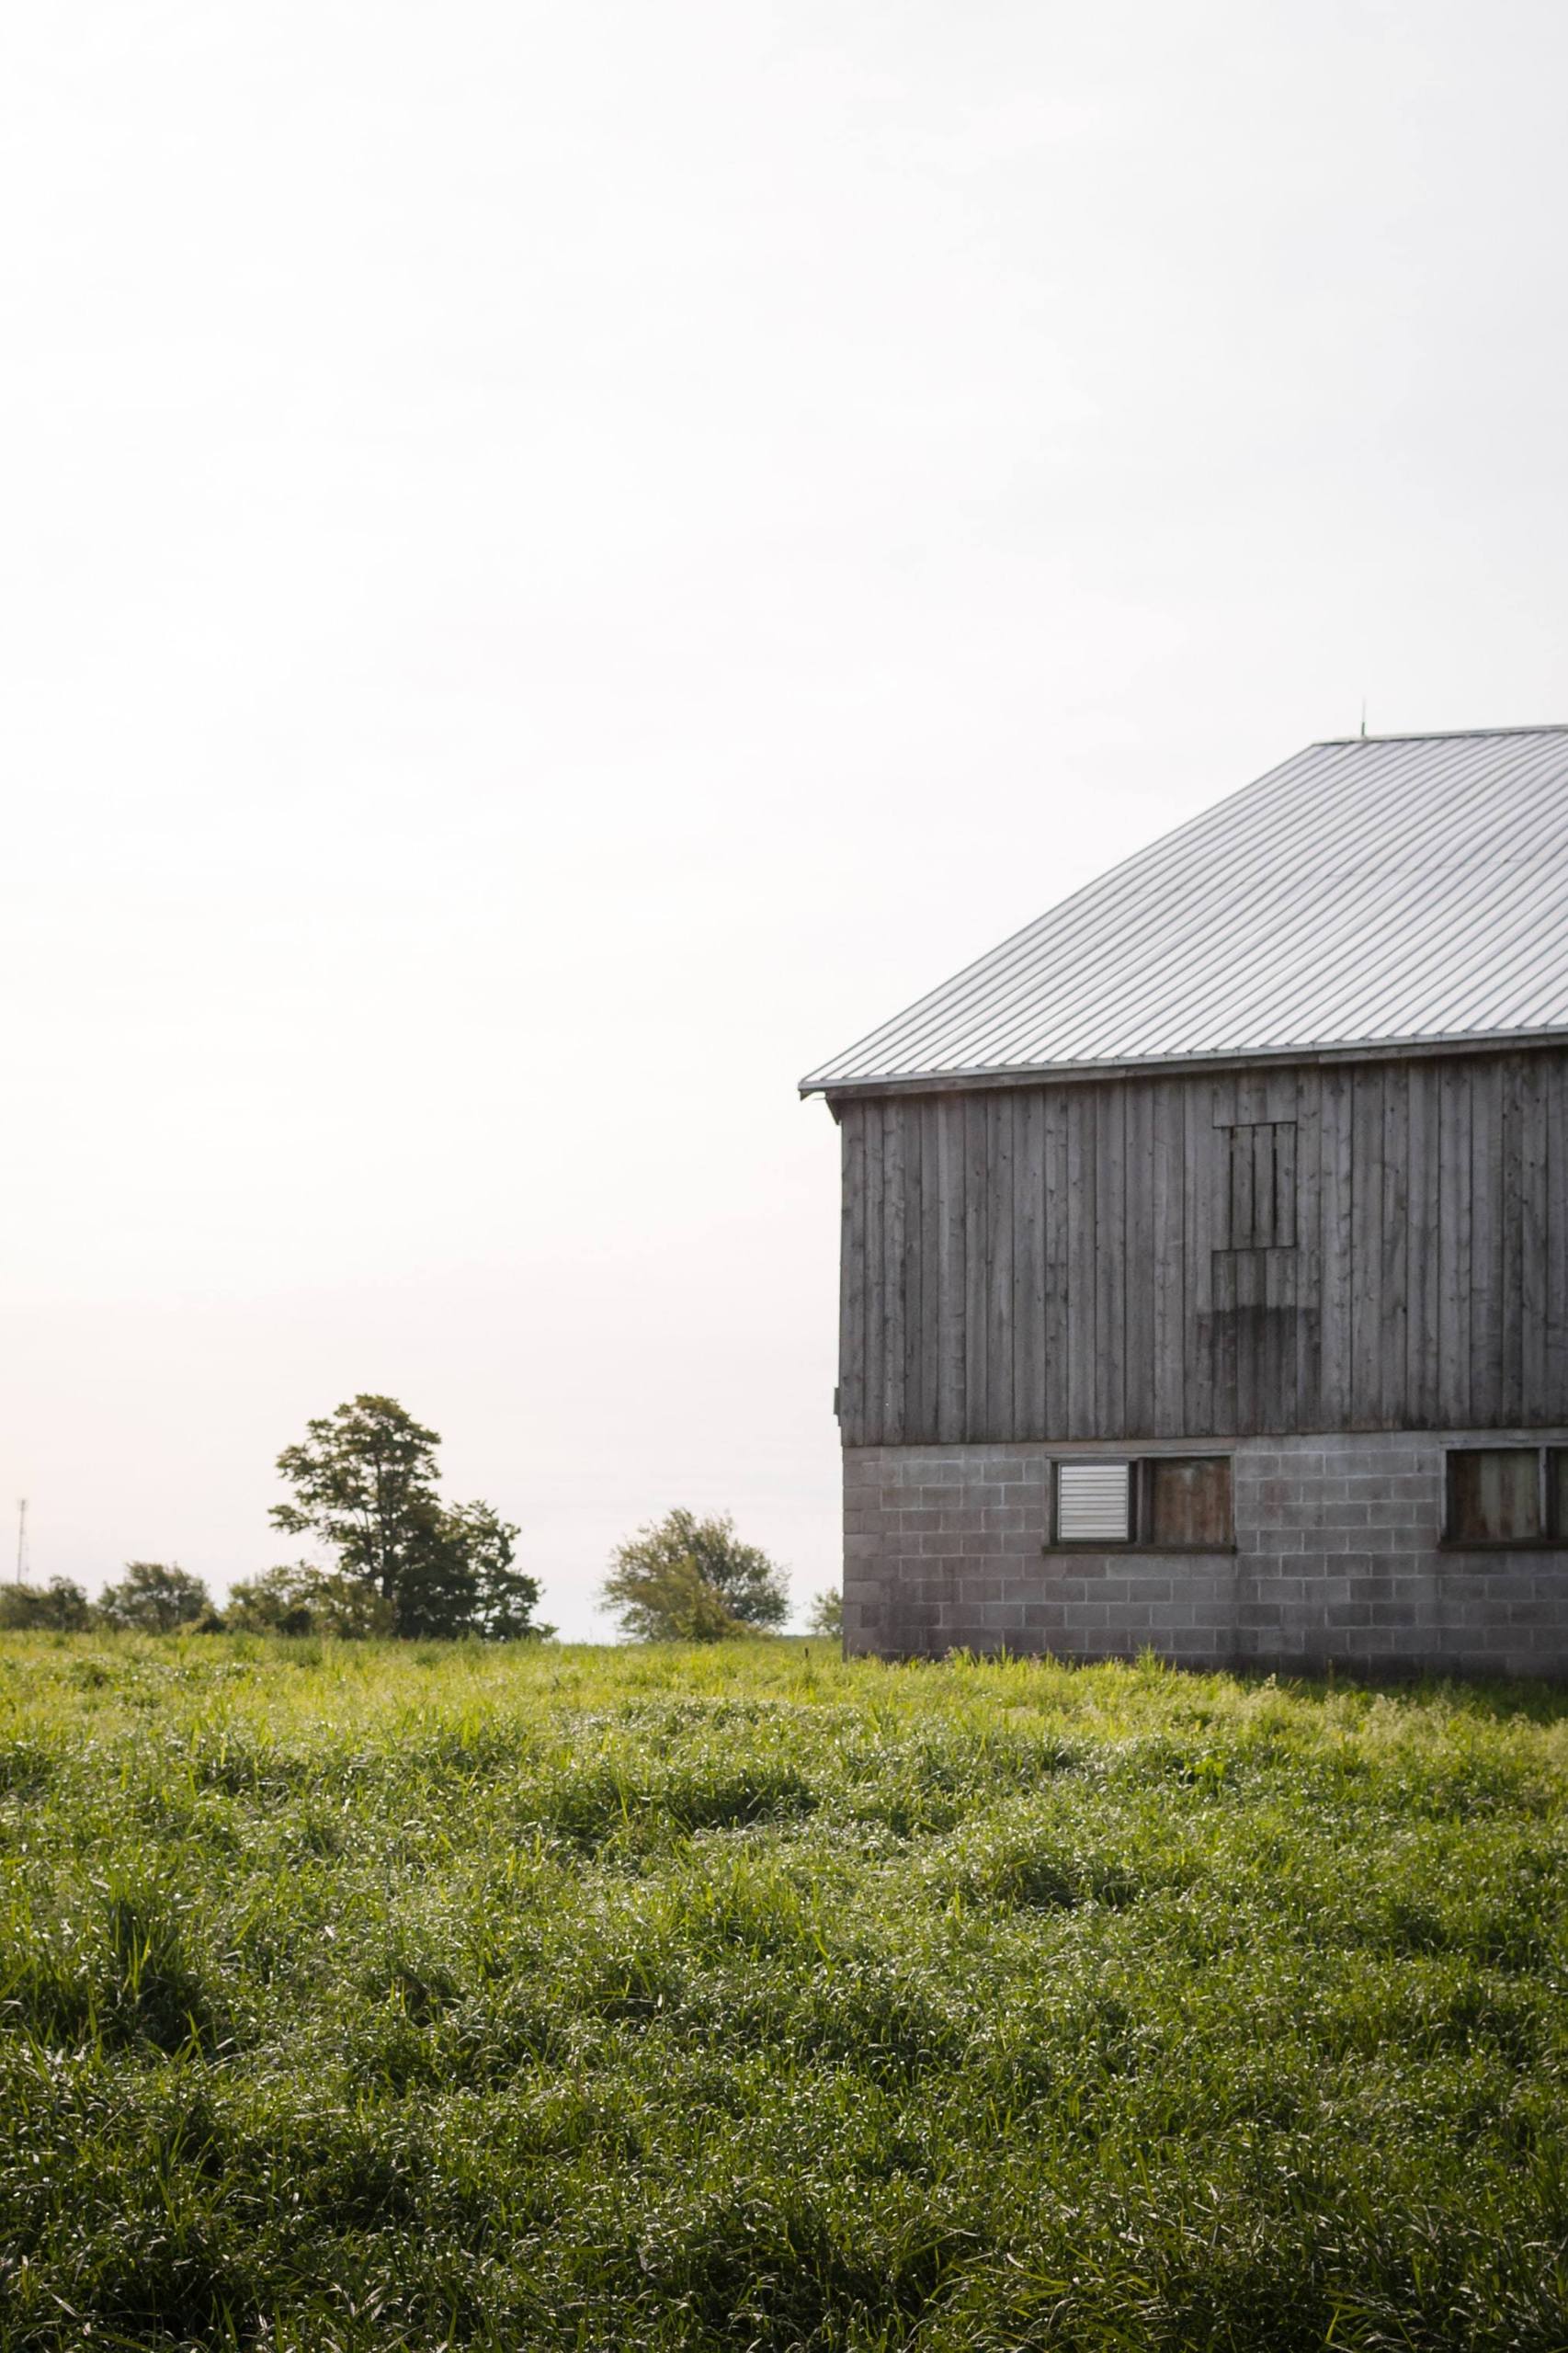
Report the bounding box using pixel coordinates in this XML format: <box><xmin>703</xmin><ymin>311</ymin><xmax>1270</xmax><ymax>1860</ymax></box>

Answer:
<box><xmin>0</xmin><ymin>1633</ymin><xmax>1564</xmax><ymax>2350</ymax></box>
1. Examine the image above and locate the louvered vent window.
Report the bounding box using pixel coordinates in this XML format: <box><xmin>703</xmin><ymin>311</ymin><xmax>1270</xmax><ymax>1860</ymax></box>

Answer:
<box><xmin>1055</xmin><ymin>1461</ymin><xmax>1131</xmax><ymax>1543</ymax></box>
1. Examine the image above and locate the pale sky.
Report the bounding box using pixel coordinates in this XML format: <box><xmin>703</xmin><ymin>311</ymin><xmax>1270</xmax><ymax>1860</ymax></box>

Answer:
<box><xmin>4</xmin><ymin>2</ymin><xmax>1566</xmax><ymax>1636</ymax></box>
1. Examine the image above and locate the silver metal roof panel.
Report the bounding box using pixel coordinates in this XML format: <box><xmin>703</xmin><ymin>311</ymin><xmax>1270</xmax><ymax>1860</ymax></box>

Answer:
<box><xmin>801</xmin><ymin>728</ymin><xmax>1568</xmax><ymax>1093</ymax></box>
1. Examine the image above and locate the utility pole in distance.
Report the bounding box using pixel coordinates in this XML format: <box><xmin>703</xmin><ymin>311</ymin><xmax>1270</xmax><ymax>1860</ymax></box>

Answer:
<box><xmin>15</xmin><ymin>1499</ymin><xmax>26</xmax><ymax>1585</ymax></box>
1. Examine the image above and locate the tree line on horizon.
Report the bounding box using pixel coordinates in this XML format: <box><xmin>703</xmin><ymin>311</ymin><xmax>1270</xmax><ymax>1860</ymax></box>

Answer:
<box><xmin>0</xmin><ymin>1393</ymin><xmax>844</xmax><ymax>1643</ymax></box>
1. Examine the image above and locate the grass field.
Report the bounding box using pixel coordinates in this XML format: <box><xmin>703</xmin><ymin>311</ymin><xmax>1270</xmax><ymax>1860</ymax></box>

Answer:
<box><xmin>0</xmin><ymin>1634</ymin><xmax>1564</xmax><ymax>2352</ymax></box>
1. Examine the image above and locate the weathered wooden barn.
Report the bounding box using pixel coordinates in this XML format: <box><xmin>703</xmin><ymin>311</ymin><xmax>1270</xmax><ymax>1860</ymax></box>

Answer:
<box><xmin>802</xmin><ymin>727</ymin><xmax>1568</xmax><ymax>1675</ymax></box>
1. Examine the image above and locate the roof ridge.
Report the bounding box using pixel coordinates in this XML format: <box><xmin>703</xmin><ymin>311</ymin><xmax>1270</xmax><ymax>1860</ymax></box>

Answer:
<box><xmin>1312</xmin><ymin>723</ymin><xmax>1568</xmax><ymax>745</ymax></box>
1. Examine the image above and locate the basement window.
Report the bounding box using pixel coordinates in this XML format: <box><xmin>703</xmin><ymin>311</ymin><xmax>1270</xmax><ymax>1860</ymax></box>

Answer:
<box><xmin>1145</xmin><ymin>1455</ymin><xmax>1234</xmax><ymax>1548</ymax></box>
<box><xmin>1055</xmin><ymin>1461</ymin><xmax>1131</xmax><ymax>1542</ymax></box>
<box><xmin>1445</xmin><ymin>1447</ymin><xmax>1565</xmax><ymax>1547</ymax></box>
<box><xmin>1051</xmin><ymin>1457</ymin><xmax>1233</xmax><ymax>1550</ymax></box>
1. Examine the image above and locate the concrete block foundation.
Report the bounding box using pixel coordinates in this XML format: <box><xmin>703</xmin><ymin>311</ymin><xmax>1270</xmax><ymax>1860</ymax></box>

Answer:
<box><xmin>844</xmin><ymin>1431</ymin><xmax>1568</xmax><ymax>1678</ymax></box>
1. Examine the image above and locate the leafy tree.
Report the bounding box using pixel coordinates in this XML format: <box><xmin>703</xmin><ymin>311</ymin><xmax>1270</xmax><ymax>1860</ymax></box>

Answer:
<box><xmin>270</xmin><ymin>1397</ymin><xmax>551</xmax><ymax>1640</ymax></box>
<box><xmin>805</xmin><ymin>1587</ymin><xmax>844</xmax><ymax>1639</ymax></box>
<box><xmin>601</xmin><ymin>1551</ymin><xmax>744</xmax><ymax>1643</ymax></box>
<box><xmin>224</xmin><ymin>1565</ymin><xmax>312</xmax><ymax>1636</ymax></box>
<box><xmin>225</xmin><ymin>1563</ymin><xmax>396</xmax><ymax>1639</ymax></box>
<box><xmin>0</xmin><ymin>1576</ymin><xmax>93</xmax><ymax>1631</ymax></box>
<box><xmin>600</xmin><ymin>1508</ymin><xmax>789</xmax><ymax>1643</ymax></box>
<box><xmin>97</xmin><ymin>1562</ymin><xmax>211</xmax><ymax>1633</ymax></box>
<box><xmin>383</xmin><ymin>1501</ymin><xmax>553</xmax><ymax>1641</ymax></box>
<box><xmin>438</xmin><ymin>1501</ymin><xmax>551</xmax><ymax>1643</ymax></box>
<box><xmin>392</xmin><ymin>1516</ymin><xmax>483</xmax><ymax>1641</ymax></box>
<box><xmin>272</xmin><ymin>1396</ymin><xmax>444</xmax><ymax>1608</ymax></box>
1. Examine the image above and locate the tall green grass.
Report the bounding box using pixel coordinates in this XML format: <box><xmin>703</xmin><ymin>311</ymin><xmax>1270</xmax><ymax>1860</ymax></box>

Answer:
<box><xmin>1</xmin><ymin>1632</ymin><xmax>1563</xmax><ymax>2349</ymax></box>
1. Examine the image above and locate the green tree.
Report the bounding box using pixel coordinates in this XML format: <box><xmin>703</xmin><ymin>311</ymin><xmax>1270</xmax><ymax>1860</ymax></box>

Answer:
<box><xmin>225</xmin><ymin>1563</ymin><xmax>397</xmax><ymax>1638</ymax></box>
<box><xmin>97</xmin><ymin>1562</ymin><xmax>211</xmax><ymax>1633</ymax></box>
<box><xmin>600</xmin><ymin>1508</ymin><xmax>789</xmax><ymax>1643</ymax></box>
<box><xmin>805</xmin><ymin>1587</ymin><xmax>844</xmax><ymax>1639</ymax></box>
<box><xmin>441</xmin><ymin>1500</ymin><xmax>552</xmax><ymax>1643</ymax></box>
<box><xmin>270</xmin><ymin>1398</ymin><xmax>551</xmax><ymax>1640</ymax></box>
<box><xmin>387</xmin><ymin>1502</ymin><xmax>553</xmax><ymax>1641</ymax></box>
<box><xmin>271</xmin><ymin>1396</ymin><xmax>444</xmax><ymax>1608</ymax></box>
<box><xmin>0</xmin><ymin>1576</ymin><xmax>93</xmax><ymax>1631</ymax></box>
<box><xmin>225</xmin><ymin>1563</ymin><xmax>315</xmax><ymax>1636</ymax></box>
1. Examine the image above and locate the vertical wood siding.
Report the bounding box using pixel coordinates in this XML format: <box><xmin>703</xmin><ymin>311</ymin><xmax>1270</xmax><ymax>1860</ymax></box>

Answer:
<box><xmin>835</xmin><ymin>1047</ymin><xmax>1568</xmax><ymax>1446</ymax></box>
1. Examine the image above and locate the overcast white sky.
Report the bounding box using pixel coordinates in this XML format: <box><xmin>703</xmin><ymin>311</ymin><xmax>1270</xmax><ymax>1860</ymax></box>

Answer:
<box><xmin>3</xmin><ymin>1</ymin><xmax>1566</xmax><ymax>1635</ymax></box>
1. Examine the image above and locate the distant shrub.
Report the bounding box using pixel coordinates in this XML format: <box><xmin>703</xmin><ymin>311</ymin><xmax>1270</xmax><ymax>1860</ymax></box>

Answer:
<box><xmin>601</xmin><ymin>1508</ymin><xmax>790</xmax><ymax>1642</ymax></box>
<box><xmin>806</xmin><ymin>1587</ymin><xmax>844</xmax><ymax>1639</ymax></box>
<box><xmin>0</xmin><ymin>1575</ymin><xmax>93</xmax><ymax>1631</ymax></box>
<box><xmin>226</xmin><ymin>1563</ymin><xmax>396</xmax><ymax>1639</ymax></box>
<box><xmin>97</xmin><ymin>1562</ymin><xmax>211</xmax><ymax>1633</ymax></box>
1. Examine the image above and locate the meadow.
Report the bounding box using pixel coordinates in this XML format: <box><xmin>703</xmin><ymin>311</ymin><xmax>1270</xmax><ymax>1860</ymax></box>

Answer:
<box><xmin>0</xmin><ymin>1634</ymin><xmax>1564</xmax><ymax>2352</ymax></box>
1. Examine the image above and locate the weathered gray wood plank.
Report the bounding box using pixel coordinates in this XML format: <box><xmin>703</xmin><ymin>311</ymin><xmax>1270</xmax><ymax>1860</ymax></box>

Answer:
<box><xmin>1013</xmin><ymin>1090</ymin><xmax>1046</xmax><ymax>1438</ymax></box>
<box><xmin>840</xmin><ymin>1103</ymin><xmax>867</xmax><ymax>1447</ymax></box>
<box><xmin>1499</xmin><ymin>1053</ymin><xmax>1525</xmax><ymax>1425</ymax></box>
<box><xmin>895</xmin><ymin>1100</ymin><xmax>922</xmax><ymax>1442</ymax></box>
<box><xmin>937</xmin><ymin>1095</ymin><xmax>966</xmax><ymax>1442</ymax></box>
<box><xmin>985</xmin><ymin>1091</ymin><xmax>1016</xmax><ymax>1436</ymax></box>
<box><xmin>1294</xmin><ymin>1069</ymin><xmax>1323</xmax><ymax>1428</ymax></box>
<box><xmin>1519</xmin><ymin>1052</ymin><xmax>1549</xmax><ymax>1422</ymax></box>
<box><xmin>1380</xmin><ymin>1067</ymin><xmax>1408</xmax><ymax>1431</ymax></box>
<box><xmin>1095</xmin><ymin>1085</ymin><xmax>1129</xmax><ymax>1437</ymax></box>
<box><xmin>1404</xmin><ymin>1061</ymin><xmax>1441</xmax><ymax>1426</ymax></box>
<box><xmin>1546</xmin><ymin>1051</ymin><xmax>1568</xmax><ymax>1420</ymax></box>
<box><xmin>1265</xmin><ymin>1237</ymin><xmax>1300</xmax><ymax>1433</ymax></box>
<box><xmin>1437</xmin><ymin>1058</ymin><xmax>1472</xmax><ymax>1427</ymax></box>
<box><xmin>962</xmin><ymin>1093</ymin><xmax>989</xmax><ymax>1441</ymax></box>
<box><xmin>911</xmin><ymin>1097</ymin><xmax>940</xmax><ymax>1440</ymax></box>
<box><xmin>1043</xmin><ymin>1090</ymin><xmax>1070</xmax><ymax>1439</ymax></box>
<box><xmin>1349</xmin><ymin>1066</ymin><xmax>1383</xmax><ymax>1427</ymax></box>
<box><xmin>1065</xmin><ymin>1087</ymin><xmax>1096</xmax><ymax>1438</ymax></box>
<box><xmin>1319</xmin><ymin>1066</ymin><xmax>1354</xmax><ymax>1427</ymax></box>
<box><xmin>862</xmin><ymin>1100</ymin><xmax>887</xmax><ymax>1445</ymax></box>
<box><xmin>1470</xmin><ymin>1057</ymin><xmax>1504</xmax><ymax>1425</ymax></box>
<box><xmin>881</xmin><ymin>1100</ymin><xmax>906</xmax><ymax>1446</ymax></box>
<box><xmin>1183</xmin><ymin>1081</ymin><xmax>1216</xmax><ymax>1437</ymax></box>
<box><xmin>1151</xmin><ymin>1077</ymin><xmax>1186</xmax><ymax>1436</ymax></box>
<box><xmin>1124</xmin><ymin>1081</ymin><xmax>1156</xmax><ymax>1437</ymax></box>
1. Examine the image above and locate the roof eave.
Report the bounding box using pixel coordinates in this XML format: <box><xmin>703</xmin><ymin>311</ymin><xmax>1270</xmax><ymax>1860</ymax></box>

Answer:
<box><xmin>800</xmin><ymin>1024</ymin><xmax>1568</xmax><ymax>1103</ymax></box>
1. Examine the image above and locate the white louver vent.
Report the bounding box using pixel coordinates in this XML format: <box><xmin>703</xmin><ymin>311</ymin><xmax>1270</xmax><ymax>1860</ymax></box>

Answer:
<box><xmin>1056</xmin><ymin>1461</ymin><xmax>1131</xmax><ymax>1542</ymax></box>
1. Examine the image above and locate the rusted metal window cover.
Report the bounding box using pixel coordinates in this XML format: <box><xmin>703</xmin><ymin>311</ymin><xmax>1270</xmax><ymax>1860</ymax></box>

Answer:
<box><xmin>1147</xmin><ymin>1457</ymin><xmax>1233</xmax><ymax>1547</ymax></box>
<box><xmin>1447</xmin><ymin>1449</ymin><xmax>1541</xmax><ymax>1543</ymax></box>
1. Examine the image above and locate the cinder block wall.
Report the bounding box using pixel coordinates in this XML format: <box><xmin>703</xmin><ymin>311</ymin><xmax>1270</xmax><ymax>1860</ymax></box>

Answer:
<box><xmin>844</xmin><ymin>1432</ymin><xmax>1568</xmax><ymax>1678</ymax></box>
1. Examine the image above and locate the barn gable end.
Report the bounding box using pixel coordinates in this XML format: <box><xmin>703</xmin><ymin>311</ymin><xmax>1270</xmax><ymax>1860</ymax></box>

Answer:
<box><xmin>805</xmin><ymin>729</ymin><xmax>1568</xmax><ymax>1676</ymax></box>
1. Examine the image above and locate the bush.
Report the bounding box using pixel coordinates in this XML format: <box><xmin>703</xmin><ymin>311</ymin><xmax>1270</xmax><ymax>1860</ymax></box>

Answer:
<box><xmin>600</xmin><ymin>1508</ymin><xmax>790</xmax><ymax>1642</ymax></box>
<box><xmin>97</xmin><ymin>1562</ymin><xmax>211</xmax><ymax>1633</ymax></box>
<box><xmin>225</xmin><ymin>1563</ymin><xmax>396</xmax><ymax>1639</ymax></box>
<box><xmin>806</xmin><ymin>1587</ymin><xmax>844</xmax><ymax>1639</ymax></box>
<box><xmin>0</xmin><ymin>1576</ymin><xmax>93</xmax><ymax>1631</ymax></box>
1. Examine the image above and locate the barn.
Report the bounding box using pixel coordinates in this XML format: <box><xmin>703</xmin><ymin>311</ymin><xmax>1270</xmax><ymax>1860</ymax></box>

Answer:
<box><xmin>801</xmin><ymin>727</ymin><xmax>1568</xmax><ymax>1677</ymax></box>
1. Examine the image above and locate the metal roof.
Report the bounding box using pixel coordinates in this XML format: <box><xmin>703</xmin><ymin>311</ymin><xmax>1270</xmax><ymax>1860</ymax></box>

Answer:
<box><xmin>801</xmin><ymin>727</ymin><xmax>1568</xmax><ymax>1094</ymax></box>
